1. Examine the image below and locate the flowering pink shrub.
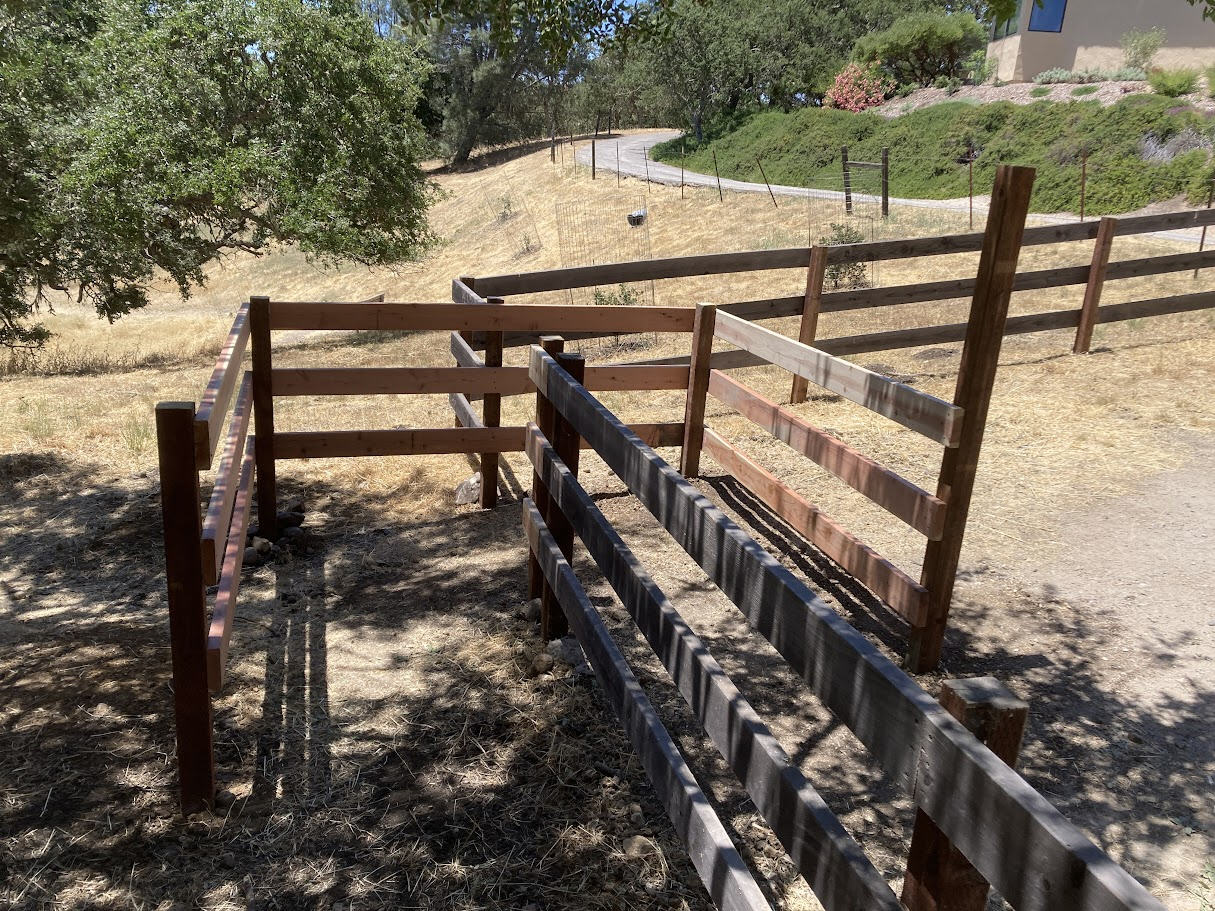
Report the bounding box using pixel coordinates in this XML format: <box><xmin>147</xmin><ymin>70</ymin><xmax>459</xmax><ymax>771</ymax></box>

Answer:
<box><xmin>825</xmin><ymin>63</ymin><xmax>894</xmax><ymax>112</ymax></box>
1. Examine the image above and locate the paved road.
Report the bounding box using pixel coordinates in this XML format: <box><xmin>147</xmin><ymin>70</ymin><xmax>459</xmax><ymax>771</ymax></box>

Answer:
<box><xmin>577</xmin><ymin>131</ymin><xmax>1206</xmax><ymax>244</ymax></box>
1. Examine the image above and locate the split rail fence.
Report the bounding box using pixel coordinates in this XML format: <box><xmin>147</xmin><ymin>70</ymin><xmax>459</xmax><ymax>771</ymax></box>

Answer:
<box><xmin>154</xmin><ymin>166</ymin><xmax>1201</xmax><ymax>909</ymax></box>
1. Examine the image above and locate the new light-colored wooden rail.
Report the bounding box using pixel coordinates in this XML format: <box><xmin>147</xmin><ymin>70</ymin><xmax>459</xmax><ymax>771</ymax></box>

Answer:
<box><xmin>525</xmin><ymin>333</ymin><xmax>1166</xmax><ymax>911</ymax></box>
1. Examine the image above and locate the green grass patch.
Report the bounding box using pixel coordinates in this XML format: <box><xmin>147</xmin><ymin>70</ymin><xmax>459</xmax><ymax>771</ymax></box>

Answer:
<box><xmin>1030</xmin><ymin>86</ymin><xmax>1052</xmax><ymax>98</ymax></box>
<box><xmin>1071</xmin><ymin>85</ymin><xmax>1099</xmax><ymax>97</ymax></box>
<box><xmin>651</xmin><ymin>96</ymin><xmax>1215</xmax><ymax>215</ymax></box>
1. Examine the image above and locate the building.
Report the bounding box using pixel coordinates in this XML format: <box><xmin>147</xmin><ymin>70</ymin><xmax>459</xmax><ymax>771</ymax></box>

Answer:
<box><xmin>987</xmin><ymin>0</ymin><xmax>1215</xmax><ymax>82</ymax></box>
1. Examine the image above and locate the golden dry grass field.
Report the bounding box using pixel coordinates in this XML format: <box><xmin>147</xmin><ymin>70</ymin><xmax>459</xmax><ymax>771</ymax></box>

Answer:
<box><xmin>1</xmin><ymin>132</ymin><xmax>1213</xmax><ymax>909</ymax></box>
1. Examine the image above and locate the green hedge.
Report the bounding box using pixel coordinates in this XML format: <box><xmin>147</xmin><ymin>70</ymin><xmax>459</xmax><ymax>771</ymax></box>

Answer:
<box><xmin>651</xmin><ymin>96</ymin><xmax>1214</xmax><ymax>215</ymax></box>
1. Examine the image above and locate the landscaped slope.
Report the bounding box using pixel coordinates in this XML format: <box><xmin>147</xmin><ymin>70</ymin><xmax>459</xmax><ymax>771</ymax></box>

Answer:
<box><xmin>652</xmin><ymin>96</ymin><xmax>1215</xmax><ymax>215</ymax></box>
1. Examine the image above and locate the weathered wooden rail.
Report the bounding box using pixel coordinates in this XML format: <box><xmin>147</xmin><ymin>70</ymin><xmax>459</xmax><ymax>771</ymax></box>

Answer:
<box><xmin>524</xmin><ymin>335</ymin><xmax>1165</xmax><ymax>911</ymax></box>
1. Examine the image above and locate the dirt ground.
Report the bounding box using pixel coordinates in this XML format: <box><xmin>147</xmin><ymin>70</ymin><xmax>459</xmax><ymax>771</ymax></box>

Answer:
<box><xmin>2</xmin><ymin>138</ymin><xmax>1214</xmax><ymax>909</ymax></box>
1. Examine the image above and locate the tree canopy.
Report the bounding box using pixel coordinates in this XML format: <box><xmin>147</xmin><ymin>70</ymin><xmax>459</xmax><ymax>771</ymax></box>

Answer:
<box><xmin>1</xmin><ymin>0</ymin><xmax>436</xmax><ymax>348</ymax></box>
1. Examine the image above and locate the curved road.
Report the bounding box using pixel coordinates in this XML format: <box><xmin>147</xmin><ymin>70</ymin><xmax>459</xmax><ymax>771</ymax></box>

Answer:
<box><xmin>577</xmin><ymin>131</ymin><xmax>1206</xmax><ymax>243</ymax></box>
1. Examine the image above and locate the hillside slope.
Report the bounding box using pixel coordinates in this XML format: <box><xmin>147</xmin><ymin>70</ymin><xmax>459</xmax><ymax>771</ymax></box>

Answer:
<box><xmin>652</xmin><ymin>96</ymin><xmax>1215</xmax><ymax>216</ymax></box>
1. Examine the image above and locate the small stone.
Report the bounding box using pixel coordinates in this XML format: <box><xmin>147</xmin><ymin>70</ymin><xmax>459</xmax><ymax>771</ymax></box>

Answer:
<box><xmin>455</xmin><ymin>472</ymin><xmax>482</xmax><ymax>506</ymax></box>
<box><xmin>277</xmin><ymin>511</ymin><xmax>305</xmax><ymax>529</ymax></box>
<box><xmin>214</xmin><ymin>789</ymin><xmax>237</xmax><ymax>809</ymax></box>
<box><xmin>624</xmin><ymin>835</ymin><xmax>660</xmax><ymax>859</ymax></box>
<box><xmin>628</xmin><ymin>803</ymin><xmax>645</xmax><ymax>827</ymax></box>
<box><xmin>283</xmin><ymin>526</ymin><xmax>304</xmax><ymax>541</ymax></box>
<box><xmin>220</xmin><ymin>852</ymin><xmax>236</xmax><ymax>867</ymax></box>
<box><xmin>244</xmin><ymin>547</ymin><xmax>260</xmax><ymax>566</ymax></box>
<box><xmin>251</xmin><ymin>536</ymin><xmax>272</xmax><ymax>555</ymax></box>
<box><xmin>529</xmin><ymin>652</ymin><xmax>555</xmax><ymax>676</ymax></box>
<box><xmin>524</xmin><ymin>598</ymin><xmax>541</xmax><ymax>622</ymax></box>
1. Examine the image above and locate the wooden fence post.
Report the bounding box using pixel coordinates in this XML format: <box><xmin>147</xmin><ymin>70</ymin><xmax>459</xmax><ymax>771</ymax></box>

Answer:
<box><xmin>789</xmin><ymin>247</ymin><xmax>829</xmax><ymax>405</ymax></box>
<box><xmin>881</xmin><ymin>147</ymin><xmax>890</xmax><ymax>218</ymax></box>
<box><xmin>1073</xmin><ymin>216</ymin><xmax>1117</xmax><ymax>354</ymax></box>
<box><xmin>909</xmin><ymin>165</ymin><xmax>1035</xmax><ymax>674</ymax></box>
<box><xmin>679</xmin><ymin>304</ymin><xmax>717</xmax><ymax>478</ymax></box>
<box><xmin>842</xmin><ymin>146</ymin><xmax>853</xmax><ymax>216</ymax></box>
<box><xmin>529</xmin><ymin>337</ymin><xmax>565</xmax><ymax>609</ymax></box>
<box><xmin>540</xmin><ymin>351</ymin><xmax>585</xmax><ymax>641</ymax></box>
<box><xmin>155</xmin><ymin>402</ymin><xmax>216</xmax><ymax>815</ymax></box>
<box><xmin>480</xmin><ymin>295</ymin><xmax>504</xmax><ymax>508</ymax></box>
<box><xmin>248</xmin><ymin>295</ymin><xmax>277</xmax><ymax>540</ymax></box>
<box><xmin>902</xmin><ymin>677</ymin><xmax>1028</xmax><ymax>911</ymax></box>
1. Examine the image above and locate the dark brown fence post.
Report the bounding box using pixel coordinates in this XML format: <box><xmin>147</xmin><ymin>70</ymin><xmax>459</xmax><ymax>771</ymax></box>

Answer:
<box><xmin>711</xmin><ymin>149</ymin><xmax>723</xmax><ymax>202</ymax></box>
<box><xmin>909</xmin><ymin>165</ymin><xmax>1035</xmax><ymax>674</ymax></box>
<box><xmin>842</xmin><ymin>146</ymin><xmax>853</xmax><ymax>216</ymax></box>
<box><xmin>679</xmin><ymin>304</ymin><xmax>717</xmax><ymax>477</ymax></box>
<box><xmin>480</xmin><ymin>295</ymin><xmax>504</xmax><ymax>508</ymax></box>
<box><xmin>248</xmin><ymin>295</ymin><xmax>277</xmax><ymax>540</ymax></box>
<box><xmin>155</xmin><ymin>402</ymin><xmax>216</xmax><ymax>815</ymax></box>
<box><xmin>1074</xmin><ymin>216</ymin><xmax>1117</xmax><ymax>354</ymax></box>
<box><xmin>757</xmin><ymin>158</ymin><xmax>779</xmax><ymax>208</ymax></box>
<box><xmin>902</xmin><ymin>677</ymin><xmax>1028</xmax><ymax>911</ymax></box>
<box><xmin>529</xmin><ymin>337</ymin><xmax>564</xmax><ymax>612</ymax></box>
<box><xmin>540</xmin><ymin>351</ymin><xmax>585</xmax><ymax>640</ymax></box>
<box><xmin>881</xmin><ymin>147</ymin><xmax>890</xmax><ymax>218</ymax></box>
<box><xmin>789</xmin><ymin>246</ymin><xmax>829</xmax><ymax>404</ymax></box>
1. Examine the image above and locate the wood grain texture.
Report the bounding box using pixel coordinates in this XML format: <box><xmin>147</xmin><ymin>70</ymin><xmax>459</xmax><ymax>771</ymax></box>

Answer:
<box><xmin>267</xmin><ymin>301</ymin><xmax>695</xmax><ymax>333</ymax></box>
<box><xmin>708</xmin><ymin>371</ymin><xmax>946</xmax><ymax>540</ymax></box>
<box><xmin>249</xmin><ymin>296</ymin><xmax>277</xmax><ymax>542</ymax></box>
<box><xmin>274</xmin><ymin>427</ymin><xmax>526</xmax><ymax>459</ymax></box>
<box><xmin>155</xmin><ymin>402</ymin><xmax>215</xmax><ymax>814</ymax></box>
<box><xmin>912</xmin><ymin>165</ymin><xmax>1034</xmax><ymax>674</ymax></box>
<box><xmin>528</xmin><ymin>347</ymin><xmax>1164</xmax><ymax>911</ymax></box>
<box><xmin>1074</xmin><ymin>217</ymin><xmax>1117</xmax><ymax>354</ymax></box>
<box><xmin>680</xmin><ymin>304</ymin><xmax>716</xmax><ymax>477</ymax></box>
<box><xmin>451</xmin><ymin>277</ymin><xmax>486</xmax><ymax>305</ymax></box>
<box><xmin>700</xmin><ymin>429</ymin><xmax>928</xmax><ymax>624</ymax></box>
<box><xmin>193</xmin><ymin>303</ymin><xmax>250</xmax><ymax>470</ymax></box>
<box><xmin>205</xmin><ymin>434</ymin><xmax>255</xmax><ymax>693</ymax></box>
<box><xmin>200</xmin><ymin>373</ymin><xmax>252</xmax><ymax>585</ymax></box>
<box><xmin>521</xmin><ymin>500</ymin><xmax>772</xmax><ymax>911</ymax></box>
<box><xmin>271</xmin><ymin>366</ymin><xmax>535</xmax><ymax>397</ymax></box>
<box><xmin>449</xmin><ymin>331</ymin><xmax>484</xmax><ymax>368</ymax></box>
<box><xmin>526</xmin><ymin>426</ymin><xmax>902</xmax><ymax>911</ymax></box>
<box><xmin>713</xmin><ymin>310</ymin><xmax>964</xmax><ymax>447</ymax></box>
<box><xmin>448</xmin><ymin>392</ymin><xmax>482</xmax><ymax>429</ymax></box>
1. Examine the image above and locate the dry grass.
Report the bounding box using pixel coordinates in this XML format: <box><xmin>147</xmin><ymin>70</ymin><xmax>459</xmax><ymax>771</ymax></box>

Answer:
<box><xmin>3</xmin><ymin>132</ymin><xmax>1214</xmax><ymax>910</ymax></box>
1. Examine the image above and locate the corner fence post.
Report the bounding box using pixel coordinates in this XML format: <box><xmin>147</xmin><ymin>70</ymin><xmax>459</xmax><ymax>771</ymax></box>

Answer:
<box><xmin>155</xmin><ymin>402</ymin><xmax>216</xmax><ymax>814</ymax></box>
<box><xmin>1073</xmin><ymin>216</ymin><xmax>1117</xmax><ymax>354</ymax></box>
<box><xmin>540</xmin><ymin>351</ymin><xmax>585</xmax><ymax>640</ymax></box>
<box><xmin>909</xmin><ymin>165</ymin><xmax>1035</xmax><ymax>673</ymax></box>
<box><xmin>679</xmin><ymin>304</ymin><xmax>717</xmax><ymax>477</ymax></box>
<box><xmin>529</xmin><ymin>337</ymin><xmax>564</xmax><ymax>613</ymax></box>
<box><xmin>480</xmin><ymin>295</ymin><xmax>504</xmax><ymax>508</ymax></box>
<box><xmin>249</xmin><ymin>295</ymin><xmax>277</xmax><ymax>540</ymax></box>
<box><xmin>789</xmin><ymin>247</ymin><xmax>828</xmax><ymax>405</ymax></box>
<box><xmin>902</xmin><ymin>677</ymin><xmax>1028</xmax><ymax>911</ymax></box>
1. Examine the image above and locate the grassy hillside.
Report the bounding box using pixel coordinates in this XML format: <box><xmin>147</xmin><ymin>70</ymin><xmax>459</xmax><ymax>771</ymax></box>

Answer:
<box><xmin>652</xmin><ymin>97</ymin><xmax>1215</xmax><ymax>215</ymax></box>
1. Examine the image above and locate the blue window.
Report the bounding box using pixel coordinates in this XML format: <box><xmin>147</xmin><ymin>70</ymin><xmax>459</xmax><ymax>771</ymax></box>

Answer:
<box><xmin>1028</xmin><ymin>0</ymin><xmax>1067</xmax><ymax>32</ymax></box>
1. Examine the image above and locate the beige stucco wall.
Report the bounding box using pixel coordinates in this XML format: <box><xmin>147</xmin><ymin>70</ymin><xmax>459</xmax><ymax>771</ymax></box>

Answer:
<box><xmin>988</xmin><ymin>0</ymin><xmax>1215</xmax><ymax>82</ymax></box>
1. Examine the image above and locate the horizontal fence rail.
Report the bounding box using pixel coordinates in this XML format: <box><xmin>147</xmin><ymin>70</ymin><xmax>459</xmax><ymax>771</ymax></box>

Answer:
<box><xmin>528</xmin><ymin>345</ymin><xmax>1165</xmax><ymax>911</ymax></box>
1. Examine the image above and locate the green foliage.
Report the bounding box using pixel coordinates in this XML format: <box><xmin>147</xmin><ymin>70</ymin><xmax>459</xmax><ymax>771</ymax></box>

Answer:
<box><xmin>2</xmin><ymin>0</ymin><xmax>435</xmax><ymax>349</ymax></box>
<box><xmin>652</xmin><ymin>95</ymin><xmax>1215</xmax><ymax>216</ymax></box>
<box><xmin>1071</xmin><ymin>85</ymin><xmax>1100</xmax><ymax>97</ymax></box>
<box><xmin>1030</xmin><ymin>86</ymin><xmax>1052</xmax><ymax>98</ymax></box>
<box><xmin>818</xmin><ymin>223</ymin><xmax>869</xmax><ymax>289</ymax></box>
<box><xmin>852</xmin><ymin>11</ymin><xmax>986</xmax><ymax>87</ymax></box>
<box><xmin>1149</xmin><ymin>68</ymin><xmax>1199</xmax><ymax>97</ymax></box>
<box><xmin>592</xmin><ymin>284</ymin><xmax>642</xmax><ymax>307</ymax></box>
<box><xmin>1208</xmin><ymin>66</ymin><xmax>1215</xmax><ymax>98</ymax></box>
<box><xmin>1121</xmin><ymin>27</ymin><xmax>1167</xmax><ymax>71</ymax></box>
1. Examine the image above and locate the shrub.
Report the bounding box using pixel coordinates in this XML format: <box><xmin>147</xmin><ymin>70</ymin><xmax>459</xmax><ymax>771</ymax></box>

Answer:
<box><xmin>853</xmin><ymin>11</ymin><xmax>985</xmax><ymax>87</ymax></box>
<box><xmin>1030</xmin><ymin>85</ymin><xmax>1052</xmax><ymax>98</ymax></box>
<box><xmin>933</xmin><ymin>75</ymin><xmax>963</xmax><ymax>94</ymax></box>
<box><xmin>896</xmin><ymin>83</ymin><xmax>917</xmax><ymax>98</ymax></box>
<box><xmin>1109</xmin><ymin>66</ymin><xmax>1148</xmax><ymax>81</ymax></box>
<box><xmin>1072</xmin><ymin>85</ymin><xmax>1100</xmax><ymax>97</ymax></box>
<box><xmin>819</xmin><ymin>223</ymin><xmax>870</xmax><ymax>289</ymax></box>
<box><xmin>824</xmin><ymin>62</ymin><xmax>894</xmax><ymax>112</ymax></box>
<box><xmin>1148</xmin><ymin>68</ymin><xmax>1199</xmax><ymax>97</ymax></box>
<box><xmin>1207</xmin><ymin>65</ymin><xmax>1215</xmax><ymax>98</ymax></box>
<box><xmin>1121</xmin><ymin>27</ymin><xmax>1166</xmax><ymax>71</ymax></box>
<box><xmin>1034</xmin><ymin>67</ymin><xmax>1075</xmax><ymax>84</ymax></box>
